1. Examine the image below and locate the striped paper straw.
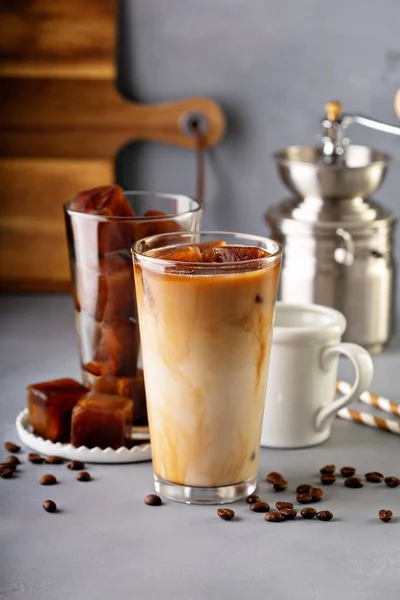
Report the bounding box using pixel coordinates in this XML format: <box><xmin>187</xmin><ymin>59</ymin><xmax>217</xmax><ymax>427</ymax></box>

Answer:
<box><xmin>336</xmin><ymin>380</ymin><xmax>400</xmax><ymax>418</ymax></box>
<box><xmin>337</xmin><ymin>407</ymin><xmax>400</xmax><ymax>435</ymax></box>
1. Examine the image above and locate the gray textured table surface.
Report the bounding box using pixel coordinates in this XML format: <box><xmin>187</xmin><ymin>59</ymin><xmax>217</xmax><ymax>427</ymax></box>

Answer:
<box><xmin>1</xmin><ymin>295</ymin><xmax>400</xmax><ymax>600</ymax></box>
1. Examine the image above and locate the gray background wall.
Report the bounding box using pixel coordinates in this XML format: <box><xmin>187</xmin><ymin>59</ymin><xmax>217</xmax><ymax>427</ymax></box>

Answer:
<box><xmin>116</xmin><ymin>0</ymin><xmax>400</xmax><ymax>279</ymax></box>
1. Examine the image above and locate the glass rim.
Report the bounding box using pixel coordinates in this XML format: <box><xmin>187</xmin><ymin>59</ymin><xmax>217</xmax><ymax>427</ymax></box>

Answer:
<box><xmin>132</xmin><ymin>230</ymin><xmax>283</xmax><ymax>269</ymax></box>
<box><xmin>63</xmin><ymin>190</ymin><xmax>202</xmax><ymax>222</ymax></box>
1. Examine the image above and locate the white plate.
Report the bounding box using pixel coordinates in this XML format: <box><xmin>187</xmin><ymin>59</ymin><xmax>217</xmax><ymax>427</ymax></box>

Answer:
<box><xmin>16</xmin><ymin>409</ymin><xmax>152</xmax><ymax>464</ymax></box>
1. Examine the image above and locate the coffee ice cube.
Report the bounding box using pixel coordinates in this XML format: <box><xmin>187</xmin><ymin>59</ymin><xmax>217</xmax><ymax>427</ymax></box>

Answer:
<box><xmin>28</xmin><ymin>378</ymin><xmax>88</xmax><ymax>443</ymax></box>
<box><xmin>82</xmin><ymin>370</ymin><xmax>147</xmax><ymax>426</ymax></box>
<box><xmin>201</xmin><ymin>245</ymin><xmax>267</xmax><ymax>263</ymax></box>
<box><xmin>160</xmin><ymin>246</ymin><xmax>202</xmax><ymax>262</ymax></box>
<box><xmin>71</xmin><ymin>393</ymin><xmax>133</xmax><ymax>449</ymax></box>
<box><xmin>69</xmin><ymin>185</ymin><xmax>135</xmax><ymax>217</ymax></box>
<box><xmin>134</xmin><ymin>210</ymin><xmax>183</xmax><ymax>242</ymax></box>
<box><xmin>68</xmin><ymin>186</ymin><xmax>136</xmax><ymax>255</ymax></box>
<box><xmin>74</xmin><ymin>253</ymin><xmax>135</xmax><ymax>322</ymax></box>
<box><xmin>93</xmin><ymin>319</ymin><xmax>140</xmax><ymax>377</ymax></box>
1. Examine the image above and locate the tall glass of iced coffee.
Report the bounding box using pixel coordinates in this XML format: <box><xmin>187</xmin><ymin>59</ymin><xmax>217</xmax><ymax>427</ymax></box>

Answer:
<box><xmin>132</xmin><ymin>232</ymin><xmax>282</xmax><ymax>503</ymax></box>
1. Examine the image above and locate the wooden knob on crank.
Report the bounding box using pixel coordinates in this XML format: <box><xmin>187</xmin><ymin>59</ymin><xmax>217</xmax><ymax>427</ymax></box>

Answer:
<box><xmin>394</xmin><ymin>89</ymin><xmax>400</xmax><ymax>119</ymax></box>
<box><xmin>325</xmin><ymin>100</ymin><xmax>343</xmax><ymax>121</ymax></box>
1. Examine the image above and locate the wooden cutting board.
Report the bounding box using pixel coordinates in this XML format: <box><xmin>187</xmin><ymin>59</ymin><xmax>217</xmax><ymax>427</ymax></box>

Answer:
<box><xmin>0</xmin><ymin>0</ymin><xmax>225</xmax><ymax>292</ymax></box>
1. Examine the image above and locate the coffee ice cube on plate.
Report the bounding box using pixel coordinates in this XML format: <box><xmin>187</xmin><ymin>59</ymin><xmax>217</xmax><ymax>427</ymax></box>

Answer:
<box><xmin>28</xmin><ymin>378</ymin><xmax>88</xmax><ymax>443</ymax></box>
<box><xmin>71</xmin><ymin>393</ymin><xmax>133</xmax><ymax>449</ymax></box>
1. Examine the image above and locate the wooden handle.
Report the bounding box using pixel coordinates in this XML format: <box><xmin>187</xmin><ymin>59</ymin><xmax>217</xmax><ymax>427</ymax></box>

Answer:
<box><xmin>133</xmin><ymin>96</ymin><xmax>225</xmax><ymax>149</ymax></box>
<box><xmin>325</xmin><ymin>100</ymin><xmax>342</xmax><ymax>121</ymax></box>
<box><xmin>0</xmin><ymin>77</ymin><xmax>225</xmax><ymax>157</ymax></box>
<box><xmin>394</xmin><ymin>89</ymin><xmax>400</xmax><ymax>119</ymax></box>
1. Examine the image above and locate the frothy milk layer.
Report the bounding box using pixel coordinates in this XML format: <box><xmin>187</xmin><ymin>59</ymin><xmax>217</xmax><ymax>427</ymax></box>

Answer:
<box><xmin>134</xmin><ymin>255</ymin><xmax>280</xmax><ymax>487</ymax></box>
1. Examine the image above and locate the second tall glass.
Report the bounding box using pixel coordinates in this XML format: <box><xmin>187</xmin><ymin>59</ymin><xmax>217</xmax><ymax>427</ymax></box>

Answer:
<box><xmin>65</xmin><ymin>192</ymin><xmax>202</xmax><ymax>426</ymax></box>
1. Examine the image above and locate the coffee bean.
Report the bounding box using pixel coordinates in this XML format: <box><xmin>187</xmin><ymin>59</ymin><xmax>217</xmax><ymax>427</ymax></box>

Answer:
<box><xmin>0</xmin><ymin>462</ymin><xmax>16</xmax><ymax>473</ymax></box>
<box><xmin>320</xmin><ymin>474</ymin><xmax>336</xmax><ymax>485</ymax></box>
<box><xmin>280</xmin><ymin>507</ymin><xmax>297</xmax><ymax>520</ymax></box>
<box><xmin>7</xmin><ymin>455</ymin><xmax>20</xmax><ymax>465</ymax></box>
<box><xmin>317</xmin><ymin>510</ymin><xmax>333</xmax><ymax>521</ymax></box>
<box><xmin>0</xmin><ymin>467</ymin><xmax>14</xmax><ymax>479</ymax></box>
<box><xmin>250</xmin><ymin>501</ymin><xmax>270</xmax><ymax>513</ymax></box>
<box><xmin>144</xmin><ymin>494</ymin><xmax>162</xmax><ymax>506</ymax></box>
<box><xmin>67</xmin><ymin>460</ymin><xmax>85</xmax><ymax>471</ymax></box>
<box><xmin>296</xmin><ymin>484</ymin><xmax>313</xmax><ymax>494</ymax></box>
<box><xmin>264</xmin><ymin>511</ymin><xmax>284</xmax><ymax>522</ymax></box>
<box><xmin>345</xmin><ymin>477</ymin><xmax>364</xmax><ymax>489</ymax></box>
<box><xmin>4</xmin><ymin>442</ymin><xmax>20</xmax><ymax>453</ymax></box>
<box><xmin>39</xmin><ymin>474</ymin><xmax>57</xmax><ymax>486</ymax></box>
<box><xmin>42</xmin><ymin>500</ymin><xmax>57</xmax><ymax>513</ymax></box>
<box><xmin>76</xmin><ymin>471</ymin><xmax>91</xmax><ymax>482</ymax></box>
<box><xmin>246</xmin><ymin>494</ymin><xmax>261</xmax><ymax>504</ymax></box>
<box><xmin>255</xmin><ymin>294</ymin><xmax>263</xmax><ymax>304</ymax></box>
<box><xmin>311</xmin><ymin>487</ymin><xmax>324</xmax><ymax>502</ymax></box>
<box><xmin>28</xmin><ymin>453</ymin><xmax>44</xmax><ymax>464</ymax></box>
<box><xmin>45</xmin><ymin>455</ymin><xmax>64</xmax><ymax>465</ymax></box>
<box><xmin>340</xmin><ymin>466</ymin><xmax>356</xmax><ymax>478</ymax></box>
<box><xmin>297</xmin><ymin>493</ymin><xmax>313</xmax><ymax>504</ymax></box>
<box><xmin>276</xmin><ymin>501</ymin><xmax>294</xmax><ymax>510</ymax></box>
<box><xmin>384</xmin><ymin>477</ymin><xmax>400</xmax><ymax>488</ymax></box>
<box><xmin>365</xmin><ymin>472</ymin><xmax>384</xmax><ymax>483</ymax></box>
<box><xmin>273</xmin><ymin>479</ymin><xmax>288</xmax><ymax>492</ymax></box>
<box><xmin>379</xmin><ymin>509</ymin><xmax>393</xmax><ymax>523</ymax></box>
<box><xmin>320</xmin><ymin>464</ymin><xmax>335</xmax><ymax>475</ymax></box>
<box><xmin>217</xmin><ymin>508</ymin><xmax>235</xmax><ymax>521</ymax></box>
<box><xmin>301</xmin><ymin>507</ymin><xmax>317</xmax><ymax>520</ymax></box>
<box><xmin>266</xmin><ymin>472</ymin><xmax>283</xmax><ymax>483</ymax></box>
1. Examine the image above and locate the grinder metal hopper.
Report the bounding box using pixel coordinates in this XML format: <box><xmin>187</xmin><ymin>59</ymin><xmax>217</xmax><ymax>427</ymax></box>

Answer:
<box><xmin>267</xmin><ymin>100</ymin><xmax>398</xmax><ymax>353</ymax></box>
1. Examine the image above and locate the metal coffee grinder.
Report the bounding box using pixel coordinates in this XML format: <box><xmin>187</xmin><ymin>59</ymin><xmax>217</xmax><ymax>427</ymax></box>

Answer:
<box><xmin>267</xmin><ymin>101</ymin><xmax>399</xmax><ymax>353</ymax></box>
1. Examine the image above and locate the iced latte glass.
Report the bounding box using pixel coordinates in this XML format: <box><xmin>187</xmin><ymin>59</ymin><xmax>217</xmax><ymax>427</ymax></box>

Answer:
<box><xmin>132</xmin><ymin>232</ymin><xmax>282</xmax><ymax>503</ymax></box>
<box><xmin>65</xmin><ymin>190</ymin><xmax>202</xmax><ymax>427</ymax></box>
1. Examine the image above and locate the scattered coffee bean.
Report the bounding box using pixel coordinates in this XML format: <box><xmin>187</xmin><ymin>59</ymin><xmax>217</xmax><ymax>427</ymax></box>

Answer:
<box><xmin>67</xmin><ymin>460</ymin><xmax>85</xmax><ymax>471</ymax></box>
<box><xmin>311</xmin><ymin>487</ymin><xmax>324</xmax><ymax>502</ymax></box>
<box><xmin>45</xmin><ymin>455</ymin><xmax>64</xmax><ymax>465</ymax></box>
<box><xmin>246</xmin><ymin>494</ymin><xmax>261</xmax><ymax>504</ymax></box>
<box><xmin>276</xmin><ymin>501</ymin><xmax>294</xmax><ymax>510</ymax></box>
<box><xmin>39</xmin><ymin>474</ymin><xmax>57</xmax><ymax>486</ymax></box>
<box><xmin>7</xmin><ymin>455</ymin><xmax>20</xmax><ymax>466</ymax></box>
<box><xmin>250</xmin><ymin>501</ymin><xmax>270</xmax><ymax>513</ymax></box>
<box><xmin>297</xmin><ymin>493</ymin><xmax>313</xmax><ymax>504</ymax></box>
<box><xmin>301</xmin><ymin>507</ymin><xmax>317</xmax><ymax>520</ymax></box>
<box><xmin>365</xmin><ymin>472</ymin><xmax>384</xmax><ymax>483</ymax></box>
<box><xmin>320</xmin><ymin>474</ymin><xmax>336</xmax><ymax>485</ymax></box>
<box><xmin>296</xmin><ymin>484</ymin><xmax>313</xmax><ymax>495</ymax></box>
<box><xmin>273</xmin><ymin>479</ymin><xmax>288</xmax><ymax>492</ymax></box>
<box><xmin>0</xmin><ymin>467</ymin><xmax>14</xmax><ymax>479</ymax></box>
<box><xmin>217</xmin><ymin>508</ymin><xmax>235</xmax><ymax>521</ymax></box>
<box><xmin>379</xmin><ymin>509</ymin><xmax>393</xmax><ymax>523</ymax></box>
<box><xmin>42</xmin><ymin>500</ymin><xmax>57</xmax><ymax>513</ymax></box>
<box><xmin>317</xmin><ymin>510</ymin><xmax>333</xmax><ymax>522</ymax></box>
<box><xmin>340</xmin><ymin>466</ymin><xmax>356</xmax><ymax>478</ymax></box>
<box><xmin>76</xmin><ymin>471</ymin><xmax>91</xmax><ymax>482</ymax></box>
<box><xmin>265</xmin><ymin>511</ymin><xmax>284</xmax><ymax>522</ymax></box>
<box><xmin>0</xmin><ymin>462</ymin><xmax>16</xmax><ymax>473</ymax></box>
<box><xmin>280</xmin><ymin>507</ymin><xmax>297</xmax><ymax>520</ymax></box>
<box><xmin>320</xmin><ymin>465</ymin><xmax>335</xmax><ymax>475</ymax></box>
<box><xmin>28</xmin><ymin>453</ymin><xmax>44</xmax><ymax>464</ymax></box>
<box><xmin>345</xmin><ymin>477</ymin><xmax>364</xmax><ymax>489</ymax></box>
<box><xmin>144</xmin><ymin>494</ymin><xmax>162</xmax><ymax>506</ymax></box>
<box><xmin>4</xmin><ymin>442</ymin><xmax>20</xmax><ymax>453</ymax></box>
<box><xmin>266</xmin><ymin>472</ymin><xmax>283</xmax><ymax>483</ymax></box>
<box><xmin>384</xmin><ymin>477</ymin><xmax>400</xmax><ymax>488</ymax></box>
